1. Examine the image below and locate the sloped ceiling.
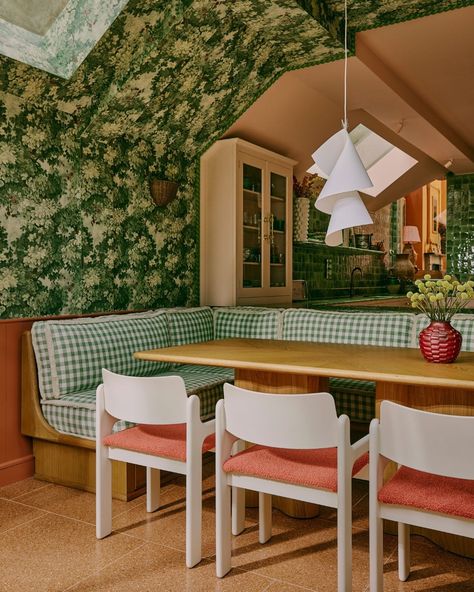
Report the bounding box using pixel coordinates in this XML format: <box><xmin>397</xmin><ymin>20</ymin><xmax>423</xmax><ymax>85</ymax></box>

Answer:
<box><xmin>0</xmin><ymin>0</ymin><xmax>129</xmax><ymax>78</ymax></box>
<box><xmin>225</xmin><ymin>4</ymin><xmax>474</xmax><ymax>197</ymax></box>
<box><xmin>0</xmin><ymin>0</ymin><xmax>470</xmax><ymax>79</ymax></box>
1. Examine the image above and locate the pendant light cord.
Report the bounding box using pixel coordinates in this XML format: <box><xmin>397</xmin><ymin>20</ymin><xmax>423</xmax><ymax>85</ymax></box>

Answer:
<box><xmin>343</xmin><ymin>0</ymin><xmax>348</xmax><ymax>129</ymax></box>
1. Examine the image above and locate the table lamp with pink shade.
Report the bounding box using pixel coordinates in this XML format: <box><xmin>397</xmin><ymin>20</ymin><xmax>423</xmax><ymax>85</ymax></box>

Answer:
<box><xmin>402</xmin><ymin>225</ymin><xmax>421</xmax><ymax>268</ymax></box>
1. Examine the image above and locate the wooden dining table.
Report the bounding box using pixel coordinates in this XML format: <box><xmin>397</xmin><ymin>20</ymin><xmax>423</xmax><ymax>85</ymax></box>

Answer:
<box><xmin>135</xmin><ymin>337</ymin><xmax>474</xmax><ymax>558</ymax></box>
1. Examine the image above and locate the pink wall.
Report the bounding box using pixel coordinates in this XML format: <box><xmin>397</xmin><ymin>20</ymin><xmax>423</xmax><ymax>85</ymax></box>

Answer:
<box><xmin>0</xmin><ymin>318</ymin><xmax>35</xmax><ymax>486</ymax></box>
<box><xmin>0</xmin><ymin>310</ymin><xmax>138</xmax><ymax>487</ymax></box>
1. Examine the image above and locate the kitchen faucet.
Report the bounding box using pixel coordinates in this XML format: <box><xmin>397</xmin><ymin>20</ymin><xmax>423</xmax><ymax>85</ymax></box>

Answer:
<box><xmin>350</xmin><ymin>267</ymin><xmax>362</xmax><ymax>298</ymax></box>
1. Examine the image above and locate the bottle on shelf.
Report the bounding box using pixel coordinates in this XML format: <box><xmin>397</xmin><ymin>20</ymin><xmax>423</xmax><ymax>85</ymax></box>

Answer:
<box><xmin>270</xmin><ymin>239</ymin><xmax>280</xmax><ymax>264</ymax></box>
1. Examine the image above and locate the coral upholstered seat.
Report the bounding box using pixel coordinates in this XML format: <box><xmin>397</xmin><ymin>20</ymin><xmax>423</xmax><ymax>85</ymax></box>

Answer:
<box><xmin>103</xmin><ymin>424</ymin><xmax>216</xmax><ymax>461</ymax></box>
<box><xmin>223</xmin><ymin>445</ymin><xmax>368</xmax><ymax>492</ymax></box>
<box><xmin>216</xmin><ymin>384</ymin><xmax>369</xmax><ymax>592</ymax></box>
<box><xmin>96</xmin><ymin>370</ymin><xmax>216</xmax><ymax>568</ymax></box>
<box><xmin>378</xmin><ymin>466</ymin><xmax>474</xmax><ymax>520</ymax></box>
<box><xmin>369</xmin><ymin>401</ymin><xmax>474</xmax><ymax>591</ymax></box>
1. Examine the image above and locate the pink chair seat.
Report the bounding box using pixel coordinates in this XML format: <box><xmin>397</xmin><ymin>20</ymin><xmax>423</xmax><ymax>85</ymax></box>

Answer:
<box><xmin>223</xmin><ymin>445</ymin><xmax>369</xmax><ymax>492</ymax></box>
<box><xmin>103</xmin><ymin>424</ymin><xmax>216</xmax><ymax>461</ymax></box>
<box><xmin>378</xmin><ymin>466</ymin><xmax>474</xmax><ymax>520</ymax></box>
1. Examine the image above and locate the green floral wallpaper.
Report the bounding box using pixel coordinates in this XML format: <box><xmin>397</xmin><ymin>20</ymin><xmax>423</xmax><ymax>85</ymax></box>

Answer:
<box><xmin>0</xmin><ymin>0</ymin><xmax>471</xmax><ymax>318</ymax></box>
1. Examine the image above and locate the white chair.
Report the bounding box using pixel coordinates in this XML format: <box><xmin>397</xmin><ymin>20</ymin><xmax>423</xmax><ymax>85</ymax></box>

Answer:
<box><xmin>96</xmin><ymin>369</ymin><xmax>216</xmax><ymax>568</ymax></box>
<box><xmin>216</xmin><ymin>383</ymin><xmax>369</xmax><ymax>591</ymax></box>
<box><xmin>369</xmin><ymin>401</ymin><xmax>474</xmax><ymax>591</ymax></box>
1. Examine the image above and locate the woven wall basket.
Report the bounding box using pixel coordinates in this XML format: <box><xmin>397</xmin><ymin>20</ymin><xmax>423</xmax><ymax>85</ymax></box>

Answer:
<box><xmin>149</xmin><ymin>179</ymin><xmax>179</xmax><ymax>206</ymax></box>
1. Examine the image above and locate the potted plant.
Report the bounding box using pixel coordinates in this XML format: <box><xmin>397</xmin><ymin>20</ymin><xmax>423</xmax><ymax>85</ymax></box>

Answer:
<box><xmin>407</xmin><ymin>274</ymin><xmax>474</xmax><ymax>362</ymax></box>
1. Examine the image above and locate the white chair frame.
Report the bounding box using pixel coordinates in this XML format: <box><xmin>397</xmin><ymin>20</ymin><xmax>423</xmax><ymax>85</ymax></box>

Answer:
<box><xmin>96</xmin><ymin>369</ymin><xmax>215</xmax><ymax>568</ymax></box>
<box><xmin>216</xmin><ymin>384</ymin><xmax>369</xmax><ymax>592</ymax></box>
<box><xmin>369</xmin><ymin>400</ymin><xmax>474</xmax><ymax>591</ymax></box>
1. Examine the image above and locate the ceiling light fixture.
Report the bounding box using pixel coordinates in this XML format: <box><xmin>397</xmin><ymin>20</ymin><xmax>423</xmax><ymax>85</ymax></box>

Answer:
<box><xmin>307</xmin><ymin>0</ymin><xmax>374</xmax><ymax>246</ymax></box>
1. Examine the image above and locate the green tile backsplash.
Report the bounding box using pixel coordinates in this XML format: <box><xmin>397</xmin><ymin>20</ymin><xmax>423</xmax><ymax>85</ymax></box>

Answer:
<box><xmin>293</xmin><ymin>242</ymin><xmax>388</xmax><ymax>299</ymax></box>
<box><xmin>447</xmin><ymin>173</ymin><xmax>474</xmax><ymax>280</ymax></box>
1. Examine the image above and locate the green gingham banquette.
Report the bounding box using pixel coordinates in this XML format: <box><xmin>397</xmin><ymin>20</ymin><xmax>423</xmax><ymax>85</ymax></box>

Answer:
<box><xmin>28</xmin><ymin>305</ymin><xmax>452</xmax><ymax>441</ymax></box>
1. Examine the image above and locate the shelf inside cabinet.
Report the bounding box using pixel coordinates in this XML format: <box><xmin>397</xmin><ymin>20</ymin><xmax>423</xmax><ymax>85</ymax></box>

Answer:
<box><xmin>270</xmin><ymin>195</ymin><xmax>285</xmax><ymax>202</ymax></box>
<box><xmin>243</xmin><ymin>261</ymin><xmax>261</xmax><ymax>266</ymax></box>
<box><xmin>243</xmin><ymin>224</ymin><xmax>259</xmax><ymax>231</ymax></box>
<box><xmin>272</xmin><ymin>229</ymin><xmax>285</xmax><ymax>235</ymax></box>
<box><xmin>243</xmin><ymin>189</ymin><xmax>261</xmax><ymax>196</ymax></box>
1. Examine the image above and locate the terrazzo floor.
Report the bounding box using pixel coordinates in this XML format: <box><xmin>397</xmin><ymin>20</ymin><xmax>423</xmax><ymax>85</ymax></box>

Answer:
<box><xmin>0</xmin><ymin>462</ymin><xmax>473</xmax><ymax>591</ymax></box>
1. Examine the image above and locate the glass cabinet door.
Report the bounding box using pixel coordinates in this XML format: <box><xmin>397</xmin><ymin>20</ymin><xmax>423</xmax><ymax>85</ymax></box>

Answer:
<box><xmin>242</xmin><ymin>163</ymin><xmax>263</xmax><ymax>290</ymax></box>
<box><xmin>269</xmin><ymin>171</ymin><xmax>288</xmax><ymax>288</ymax></box>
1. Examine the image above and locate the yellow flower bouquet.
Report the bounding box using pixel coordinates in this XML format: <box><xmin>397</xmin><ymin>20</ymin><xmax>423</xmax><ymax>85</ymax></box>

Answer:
<box><xmin>407</xmin><ymin>274</ymin><xmax>474</xmax><ymax>321</ymax></box>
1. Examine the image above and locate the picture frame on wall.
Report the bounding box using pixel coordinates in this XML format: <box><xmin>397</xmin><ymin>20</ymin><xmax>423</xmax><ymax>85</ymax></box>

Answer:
<box><xmin>430</xmin><ymin>184</ymin><xmax>440</xmax><ymax>234</ymax></box>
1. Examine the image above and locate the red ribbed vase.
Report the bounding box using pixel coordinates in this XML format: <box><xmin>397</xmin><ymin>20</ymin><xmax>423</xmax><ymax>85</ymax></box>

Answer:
<box><xmin>419</xmin><ymin>321</ymin><xmax>462</xmax><ymax>363</ymax></box>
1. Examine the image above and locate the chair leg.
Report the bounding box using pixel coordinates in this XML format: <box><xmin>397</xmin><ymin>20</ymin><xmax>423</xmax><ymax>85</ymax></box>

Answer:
<box><xmin>337</xmin><ymin>488</ymin><xmax>352</xmax><ymax>592</ymax></box>
<box><xmin>232</xmin><ymin>486</ymin><xmax>246</xmax><ymax>535</ymax></box>
<box><xmin>398</xmin><ymin>523</ymin><xmax>411</xmax><ymax>582</ymax></box>
<box><xmin>186</xmin><ymin>452</ymin><xmax>202</xmax><ymax>568</ymax></box>
<box><xmin>96</xmin><ymin>448</ymin><xmax>112</xmax><ymax>539</ymax></box>
<box><xmin>259</xmin><ymin>492</ymin><xmax>272</xmax><ymax>544</ymax></box>
<box><xmin>369</xmin><ymin>513</ymin><xmax>384</xmax><ymax>592</ymax></box>
<box><xmin>146</xmin><ymin>467</ymin><xmax>160</xmax><ymax>513</ymax></box>
<box><xmin>216</xmin><ymin>478</ymin><xmax>232</xmax><ymax>577</ymax></box>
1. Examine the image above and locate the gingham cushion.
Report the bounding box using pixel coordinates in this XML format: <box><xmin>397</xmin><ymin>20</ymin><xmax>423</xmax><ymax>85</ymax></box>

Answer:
<box><xmin>32</xmin><ymin>311</ymin><xmax>171</xmax><ymax>400</ymax></box>
<box><xmin>414</xmin><ymin>314</ymin><xmax>474</xmax><ymax>352</ymax></box>
<box><xmin>330</xmin><ymin>378</ymin><xmax>375</xmax><ymax>423</ymax></box>
<box><xmin>166</xmin><ymin>307</ymin><xmax>214</xmax><ymax>346</ymax></box>
<box><xmin>40</xmin><ymin>365</ymin><xmax>234</xmax><ymax>439</ymax></box>
<box><xmin>214</xmin><ymin>307</ymin><xmax>282</xmax><ymax>340</ymax></box>
<box><xmin>282</xmin><ymin>309</ymin><xmax>414</xmax><ymax>348</ymax></box>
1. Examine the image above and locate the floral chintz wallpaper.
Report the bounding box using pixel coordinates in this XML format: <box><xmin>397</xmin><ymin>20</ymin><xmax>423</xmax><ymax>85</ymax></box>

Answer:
<box><xmin>0</xmin><ymin>0</ymin><xmax>468</xmax><ymax>318</ymax></box>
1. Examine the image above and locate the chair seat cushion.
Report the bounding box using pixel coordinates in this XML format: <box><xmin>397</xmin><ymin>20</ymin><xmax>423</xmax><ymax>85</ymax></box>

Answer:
<box><xmin>378</xmin><ymin>466</ymin><xmax>474</xmax><ymax>520</ymax></box>
<box><xmin>103</xmin><ymin>424</ymin><xmax>216</xmax><ymax>461</ymax></box>
<box><xmin>41</xmin><ymin>365</ymin><xmax>234</xmax><ymax>440</ymax></box>
<box><xmin>223</xmin><ymin>445</ymin><xmax>369</xmax><ymax>492</ymax></box>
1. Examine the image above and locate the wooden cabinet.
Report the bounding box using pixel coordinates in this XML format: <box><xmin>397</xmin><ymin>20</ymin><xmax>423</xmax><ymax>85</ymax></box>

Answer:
<box><xmin>200</xmin><ymin>138</ymin><xmax>295</xmax><ymax>306</ymax></box>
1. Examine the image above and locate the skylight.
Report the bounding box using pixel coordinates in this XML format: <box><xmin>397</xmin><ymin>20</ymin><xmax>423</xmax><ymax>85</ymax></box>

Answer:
<box><xmin>349</xmin><ymin>124</ymin><xmax>418</xmax><ymax>197</ymax></box>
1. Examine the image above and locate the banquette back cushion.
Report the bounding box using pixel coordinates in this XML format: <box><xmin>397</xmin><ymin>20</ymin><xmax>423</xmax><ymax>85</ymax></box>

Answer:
<box><xmin>167</xmin><ymin>307</ymin><xmax>214</xmax><ymax>346</ymax></box>
<box><xmin>32</xmin><ymin>311</ymin><xmax>171</xmax><ymax>400</ymax></box>
<box><xmin>214</xmin><ymin>307</ymin><xmax>281</xmax><ymax>340</ymax></box>
<box><xmin>281</xmin><ymin>309</ymin><xmax>415</xmax><ymax>348</ymax></box>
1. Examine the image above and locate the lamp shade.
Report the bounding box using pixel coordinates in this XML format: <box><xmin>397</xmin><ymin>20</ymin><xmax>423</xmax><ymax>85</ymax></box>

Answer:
<box><xmin>308</xmin><ymin>127</ymin><xmax>374</xmax><ymax>246</ymax></box>
<box><xmin>403</xmin><ymin>225</ymin><xmax>421</xmax><ymax>243</ymax></box>
<box><xmin>325</xmin><ymin>192</ymin><xmax>373</xmax><ymax>246</ymax></box>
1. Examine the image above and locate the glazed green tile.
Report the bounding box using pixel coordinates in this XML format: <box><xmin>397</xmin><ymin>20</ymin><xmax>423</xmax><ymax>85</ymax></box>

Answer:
<box><xmin>448</xmin><ymin>174</ymin><xmax>474</xmax><ymax>280</ymax></box>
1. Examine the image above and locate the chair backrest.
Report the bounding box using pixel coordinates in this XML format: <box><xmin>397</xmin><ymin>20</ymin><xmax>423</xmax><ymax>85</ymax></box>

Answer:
<box><xmin>102</xmin><ymin>369</ymin><xmax>188</xmax><ymax>425</ymax></box>
<box><xmin>223</xmin><ymin>383</ymin><xmax>339</xmax><ymax>449</ymax></box>
<box><xmin>379</xmin><ymin>400</ymin><xmax>474</xmax><ymax>480</ymax></box>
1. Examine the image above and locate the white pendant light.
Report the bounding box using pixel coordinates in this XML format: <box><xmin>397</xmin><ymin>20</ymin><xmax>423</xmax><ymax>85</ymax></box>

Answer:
<box><xmin>307</xmin><ymin>0</ymin><xmax>374</xmax><ymax>246</ymax></box>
